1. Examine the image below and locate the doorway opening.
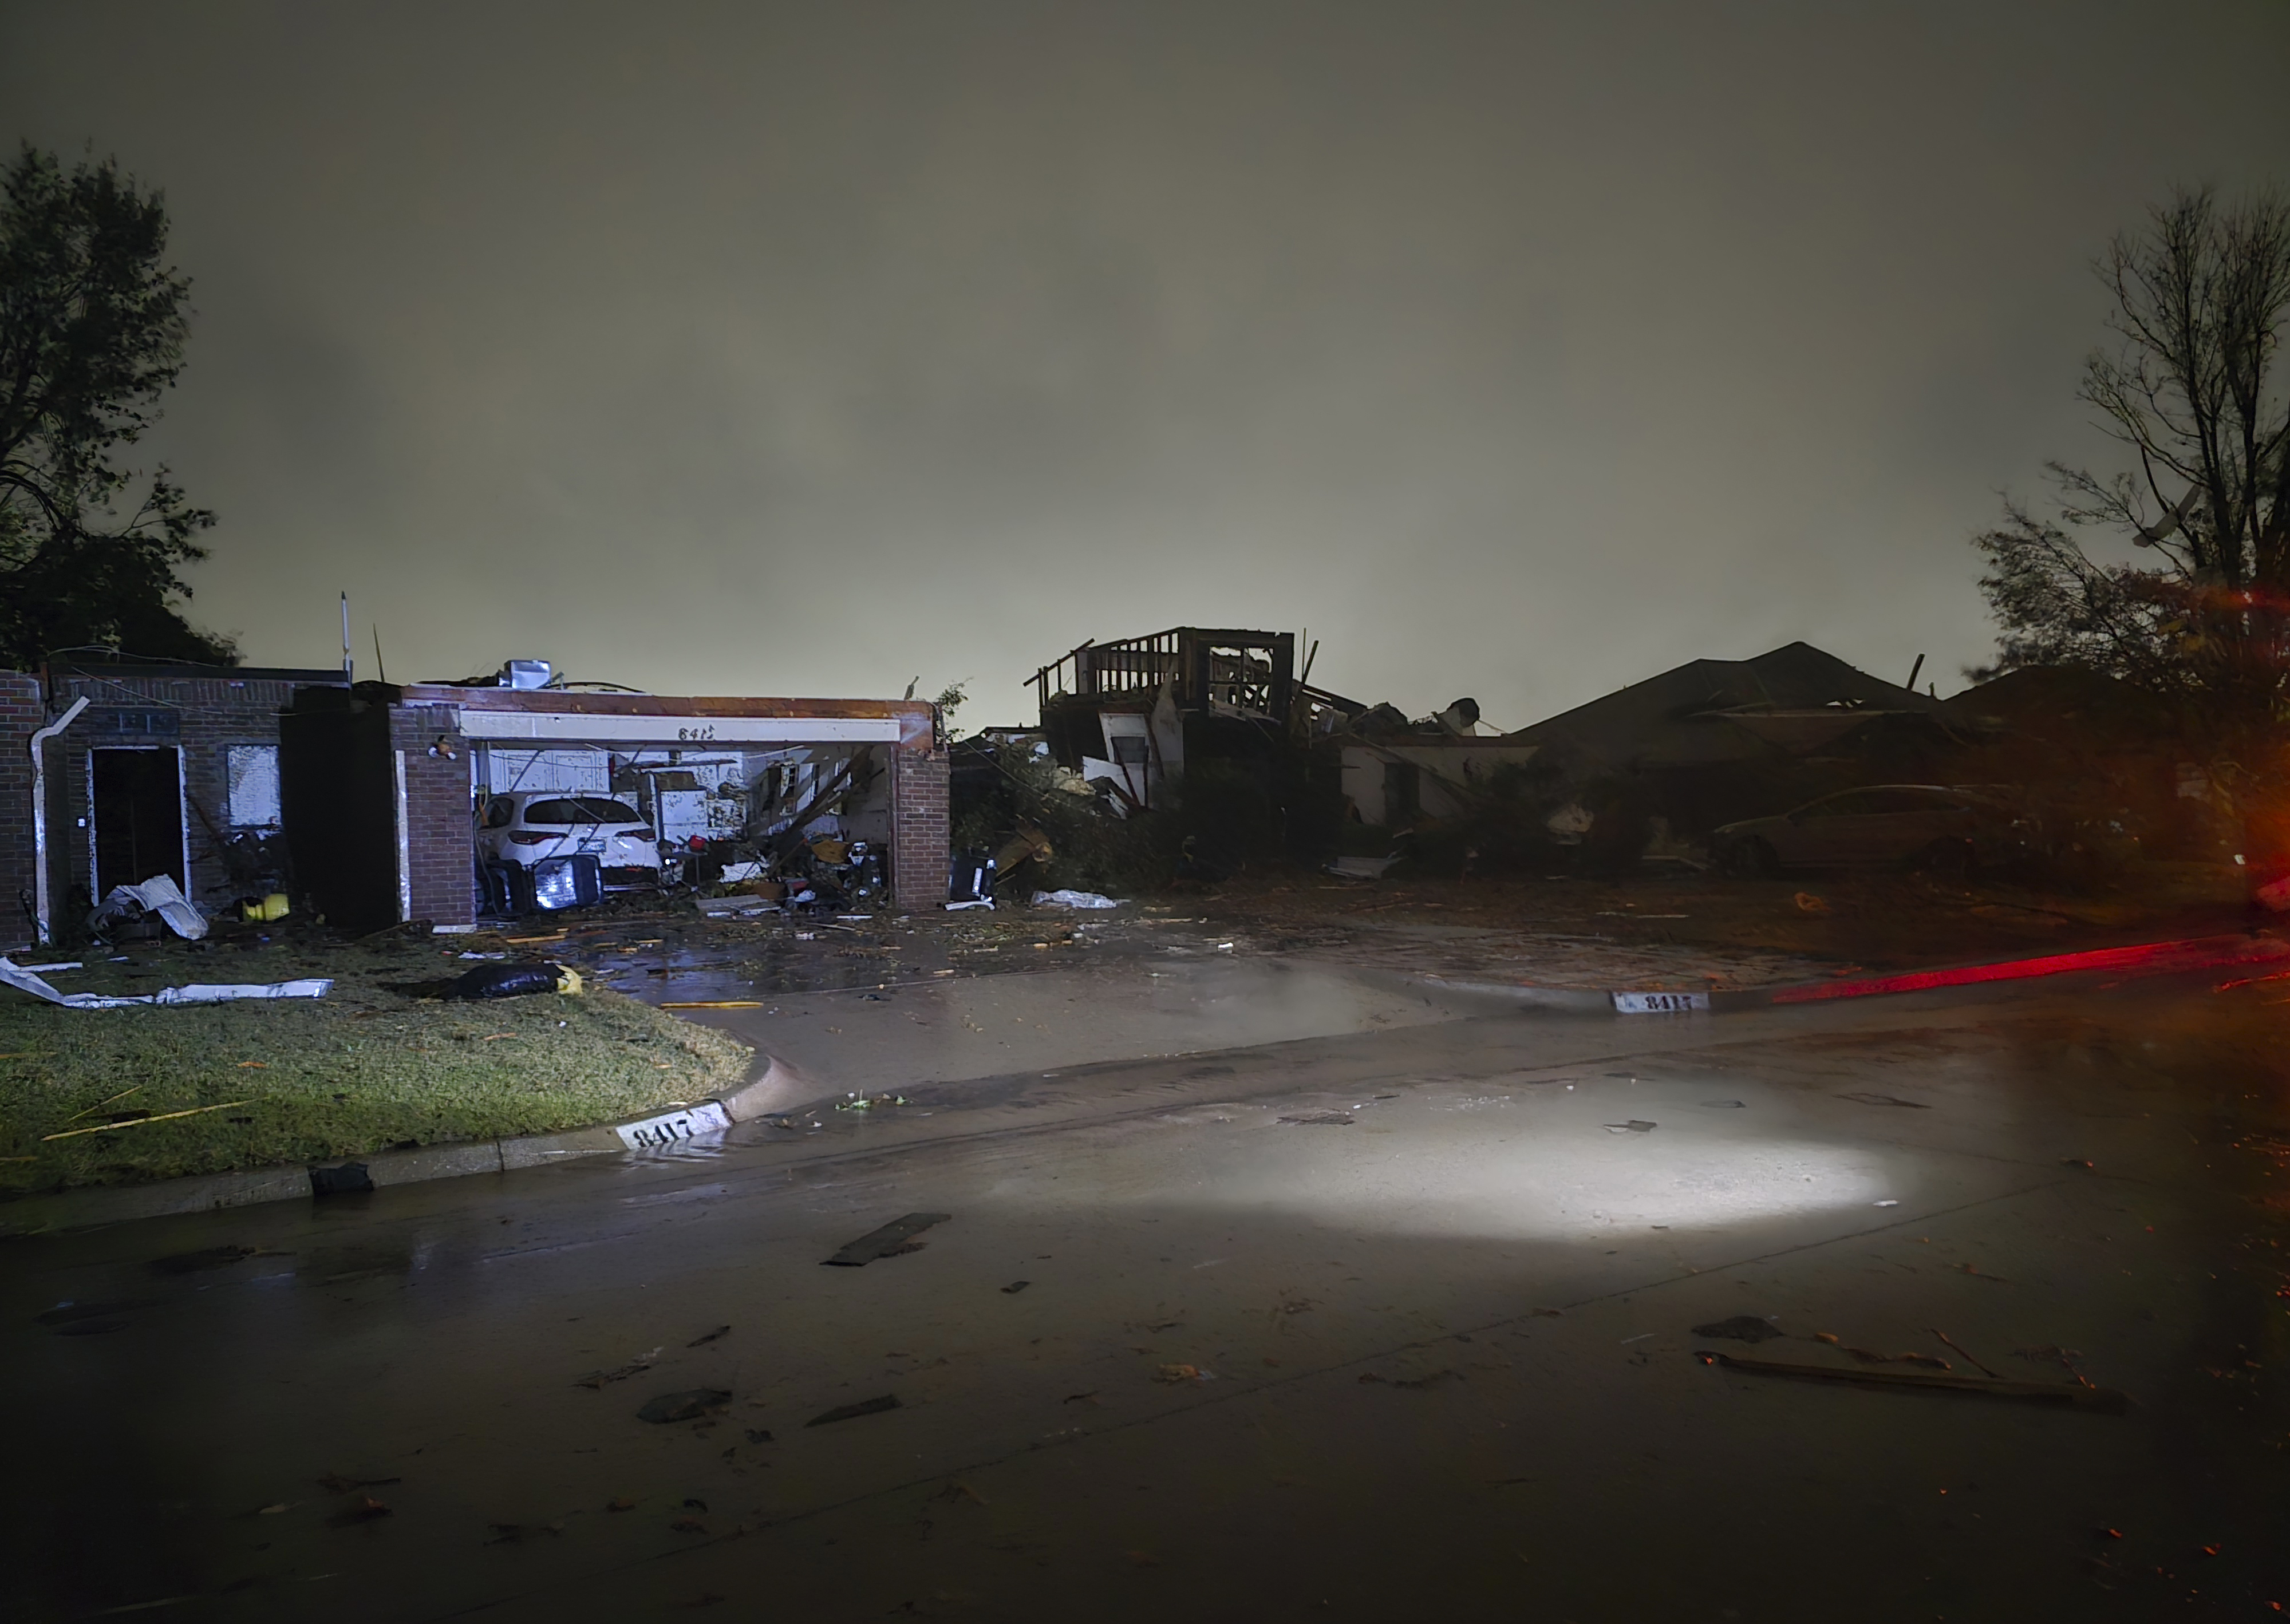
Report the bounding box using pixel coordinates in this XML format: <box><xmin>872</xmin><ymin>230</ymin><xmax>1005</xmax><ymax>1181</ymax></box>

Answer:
<box><xmin>91</xmin><ymin>747</ymin><xmax>187</xmax><ymax>896</ymax></box>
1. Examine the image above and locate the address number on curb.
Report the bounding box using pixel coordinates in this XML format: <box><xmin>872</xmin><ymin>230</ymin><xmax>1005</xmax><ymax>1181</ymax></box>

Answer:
<box><xmin>1612</xmin><ymin>990</ymin><xmax>1711</xmax><ymax>1014</ymax></box>
<box><xmin>617</xmin><ymin>1100</ymin><xmax>732</xmax><ymax>1150</ymax></box>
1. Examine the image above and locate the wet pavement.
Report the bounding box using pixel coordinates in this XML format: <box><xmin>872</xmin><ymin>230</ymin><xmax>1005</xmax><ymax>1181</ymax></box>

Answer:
<box><xmin>6</xmin><ymin>954</ymin><xmax>2288</xmax><ymax>1621</ymax></box>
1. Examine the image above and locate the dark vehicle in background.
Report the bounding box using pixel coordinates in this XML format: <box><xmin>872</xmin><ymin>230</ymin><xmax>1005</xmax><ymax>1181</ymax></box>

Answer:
<box><xmin>1713</xmin><ymin>785</ymin><xmax>2034</xmax><ymax>878</ymax></box>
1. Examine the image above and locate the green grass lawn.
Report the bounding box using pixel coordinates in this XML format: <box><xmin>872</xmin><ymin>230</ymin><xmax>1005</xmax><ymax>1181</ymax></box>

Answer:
<box><xmin>0</xmin><ymin>926</ymin><xmax>752</xmax><ymax>1194</ymax></box>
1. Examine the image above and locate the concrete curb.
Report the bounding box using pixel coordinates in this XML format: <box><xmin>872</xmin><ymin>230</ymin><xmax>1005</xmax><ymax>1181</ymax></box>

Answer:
<box><xmin>0</xmin><ymin>1055</ymin><xmax>827</xmax><ymax>1238</ymax></box>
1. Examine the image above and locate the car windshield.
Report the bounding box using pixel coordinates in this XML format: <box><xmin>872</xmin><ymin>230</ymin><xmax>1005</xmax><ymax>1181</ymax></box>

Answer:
<box><xmin>521</xmin><ymin>797</ymin><xmax>642</xmax><ymax>826</ymax></box>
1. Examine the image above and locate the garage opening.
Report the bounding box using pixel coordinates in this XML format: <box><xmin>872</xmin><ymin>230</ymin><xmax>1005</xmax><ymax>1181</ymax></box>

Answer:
<box><xmin>91</xmin><ymin>746</ymin><xmax>186</xmax><ymax>896</ymax></box>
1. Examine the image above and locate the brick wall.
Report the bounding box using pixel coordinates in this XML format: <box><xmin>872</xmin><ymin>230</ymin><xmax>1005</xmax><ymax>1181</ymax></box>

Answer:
<box><xmin>388</xmin><ymin>703</ymin><xmax>475</xmax><ymax>927</ymax></box>
<box><xmin>890</xmin><ymin>742</ymin><xmax>949</xmax><ymax>912</ymax></box>
<box><xmin>0</xmin><ymin>674</ymin><xmax>44</xmax><ymax>939</ymax></box>
<box><xmin>43</xmin><ymin>673</ymin><xmax>316</xmax><ymax>915</ymax></box>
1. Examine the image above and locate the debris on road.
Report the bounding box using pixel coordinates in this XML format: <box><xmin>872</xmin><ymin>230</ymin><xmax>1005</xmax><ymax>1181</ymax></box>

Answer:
<box><xmin>822</xmin><ymin>1212</ymin><xmax>952</xmax><ymax>1266</ymax></box>
<box><xmin>1836</xmin><ymin>1092</ymin><xmax>1930</xmax><ymax>1108</ymax></box>
<box><xmin>309</xmin><ymin>1163</ymin><xmax>375</xmax><ymax>1196</ymax></box>
<box><xmin>1154</xmin><ymin>1364</ymin><xmax>1204</xmax><ymax>1383</ymax></box>
<box><xmin>1794</xmin><ymin>892</ymin><xmax>1830</xmax><ymax>915</ymax></box>
<box><xmin>1931</xmin><ymin>1327</ymin><xmax>2001</xmax><ymax>1377</ymax></box>
<box><xmin>606</xmin><ymin>1497</ymin><xmax>637</xmax><ymax>1512</ymax></box>
<box><xmin>744</xmin><ymin>1429</ymin><xmax>773</xmax><ymax>1444</ymax></box>
<box><xmin>1697</xmin><ymin>1350</ymin><xmax>2127</xmax><ymax>1412</ymax></box>
<box><xmin>1000</xmin><ymin>1280</ymin><xmax>1030</xmax><ymax>1294</ymax></box>
<box><xmin>1701</xmin><ymin>1099</ymin><xmax>1746</xmax><ymax>1109</ymax></box>
<box><xmin>317</xmin><ymin>1473</ymin><xmax>401</xmax><ymax>1493</ymax></box>
<box><xmin>328</xmin><ymin>1496</ymin><xmax>393</xmax><ymax>1526</ymax></box>
<box><xmin>637</xmin><ymin>1389</ymin><xmax>732</xmax><ymax>1423</ymax></box>
<box><xmin>1604</xmin><ymin>1120</ymin><xmax>1657</xmax><ymax>1133</ymax></box>
<box><xmin>806</xmin><ymin>1394</ymin><xmax>901</xmax><ymax>1425</ymax></box>
<box><xmin>687</xmin><ymin>1326</ymin><xmax>732</xmax><ymax>1347</ymax></box>
<box><xmin>1690</xmin><ymin>1315</ymin><xmax>1784</xmax><ymax>1344</ymax></box>
<box><xmin>1278</xmin><ymin>1112</ymin><xmax>1354</xmax><ymax>1125</ymax></box>
<box><xmin>1359</xmin><ymin>1369</ymin><xmax>1462</xmax><ymax>1389</ymax></box>
<box><xmin>1032</xmin><ymin>890</ymin><xmax>1121</xmax><ymax>909</ymax></box>
<box><xmin>575</xmin><ymin>1348</ymin><xmax>662</xmax><ymax>1389</ymax></box>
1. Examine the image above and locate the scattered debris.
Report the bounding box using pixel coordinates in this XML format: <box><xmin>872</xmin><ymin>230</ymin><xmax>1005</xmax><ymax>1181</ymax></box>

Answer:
<box><xmin>1000</xmin><ymin>1281</ymin><xmax>1030</xmax><ymax>1294</ymax></box>
<box><xmin>1699</xmin><ymin>1350</ymin><xmax>2127</xmax><ymax>1412</ymax></box>
<box><xmin>606</xmin><ymin>1497</ymin><xmax>638</xmax><ymax>1512</ymax></box>
<box><xmin>687</xmin><ymin>1326</ymin><xmax>732</xmax><ymax>1348</ymax></box>
<box><xmin>744</xmin><ymin>1429</ymin><xmax>773</xmax><ymax>1445</ymax></box>
<box><xmin>806</xmin><ymin>1394</ymin><xmax>901</xmax><ymax>1426</ymax></box>
<box><xmin>1604</xmin><ymin>1120</ymin><xmax>1658</xmax><ymax>1133</ymax></box>
<box><xmin>41</xmin><ymin>1100</ymin><xmax>255</xmax><ymax>1141</ymax></box>
<box><xmin>1359</xmin><ymin>1369</ymin><xmax>1462</xmax><ymax>1389</ymax></box>
<box><xmin>317</xmin><ymin>1473</ymin><xmax>401</xmax><ymax>1493</ymax></box>
<box><xmin>1278</xmin><ymin>1112</ymin><xmax>1354</xmax><ymax>1126</ymax></box>
<box><xmin>327</xmin><ymin>1496</ymin><xmax>393</xmax><ymax>1527</ymax></box>
<box><xmin>1154</xmin><ymin>1364</ymin><xmax>1202</xmax><ymax>1383</ymax></box>
<box><xmin>575</xmin><ymin>1348</ymin><xmax>662</xmax><ymax>1389</ymax></box>
<box><xmin>1690</xmin><ymin>1315</ymin><xmax>1784</xmax><ymax>1344</ymax></box>
<box><xmin>1701</xmin><ymin>1099</ymin><xmax>1746</xmax><ymax>1109</ymax></box>
<box><xmin>1793</xmin><ymin>892</ymin><xmax>1830</xmax><ymax>915</ymax></box>
<box><xmin>89</xmin><ymin>875</ymin><xmax>208</xmax><ymax>941</ymax></box>
<box><xmin>822</xmin><ymin>1212</ymin><xmax>952</xmax><ymax>1267</ymax></box>
<box><xmin>447</xmin><ymin>962</ymin><xmax>582</xmax><ymax>1000</ymax></box>
<box><xmin>485</xmin><ymin>1521</ymin><xmax>564</xmax><ymax>1544</ymax></box>
<box><xmin>2062</xmin><ymin>1157</ymin><xmax>2095</xmax><ymax>1168</ymax></box>
<box><xmin>637</xmin><ymin>1389</ymin><xmax>732</xmax><ymax>1424</ymax></box>
<box><xmin>309</xmin><ymin>1163</ymin><xmax>375</xmax><ymax>1197</ymax></box>
<box><xmin>935</xmin><ymin>1480</ymin><xmax>988</xmax><ymax>1506</ymax></box>
<box><xmin>1835</xmin><ymin>1092</ymin><xmax>1930</xmax><ymax>1108</ymax></box>
<box><xmin>1931</xmin><ymin>1327</ymin><xmax>2001</xmax><ymax>1378</ymax></box>
<box><xmin>1031</xmin><ymin>890</ymin><xmax>1120</xmax><ymax>910</ymax></box>
<box><xmin>1061</xmin><ymin>1392</ymin><xmax>1099</xmax><ymax>1405</ymax></box>
<box><xmin>1874</xmin><ymin>1199</ymin><xmax>1899</xmax><ymax>1207</ymax></box>
<box><xmin>0</xmin><ymin>956</ymin><xmax>330</xmax><ymax>1010</ymax></box>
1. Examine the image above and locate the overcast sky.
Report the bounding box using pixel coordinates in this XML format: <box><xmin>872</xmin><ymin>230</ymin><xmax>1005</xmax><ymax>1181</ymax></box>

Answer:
<box><xmin>3</xmin><ymin>2</ymin><xmax>2284</xmax><ymax>725</ymax></box>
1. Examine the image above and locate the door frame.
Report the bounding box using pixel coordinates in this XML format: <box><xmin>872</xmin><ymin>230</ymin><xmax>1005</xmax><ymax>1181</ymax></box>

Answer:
<box><xmin>86</xmin><ymin>744</ymin><xmax>191</xmax><ymax>898</ymax></box>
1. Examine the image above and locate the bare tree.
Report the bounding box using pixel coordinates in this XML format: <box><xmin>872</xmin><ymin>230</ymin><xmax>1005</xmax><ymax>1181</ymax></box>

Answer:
<box><xmin>1976</xmin><ymin>186</ymin><xmax>2290</xmax><ymax>722</ymax></box>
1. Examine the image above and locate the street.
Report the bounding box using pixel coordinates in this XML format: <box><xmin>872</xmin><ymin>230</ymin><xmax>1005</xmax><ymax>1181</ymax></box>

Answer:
<box><xmin>6</xmin><ymin>958</ymin><xmax>2287</xmax><ymax>1622</ymax></box>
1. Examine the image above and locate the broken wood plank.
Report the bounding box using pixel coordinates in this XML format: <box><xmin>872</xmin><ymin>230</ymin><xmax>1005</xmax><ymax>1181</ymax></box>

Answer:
<box><xmin>1703</xmin><ymin>1351</ymin><xmax>2126</xmax><ymax>1413</ymax></box>
<box><xmin>821</xmin><ymin>1212</ymin><xmax>951</xmax><ymax>1267</ymax></box>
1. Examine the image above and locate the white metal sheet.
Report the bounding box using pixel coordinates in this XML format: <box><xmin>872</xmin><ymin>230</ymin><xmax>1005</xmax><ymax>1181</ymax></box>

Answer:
<box><xmin>454</xmin><ymin>711</ymin><xmax>901</xmax><ymax>745</ymax></box>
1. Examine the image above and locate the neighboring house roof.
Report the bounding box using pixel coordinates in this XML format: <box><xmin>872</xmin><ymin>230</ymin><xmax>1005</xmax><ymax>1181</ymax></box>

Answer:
<box><xmin>1506</xmin><ymin>642</ymin><xmax>1948</xmax><ymax>770</ymax></box>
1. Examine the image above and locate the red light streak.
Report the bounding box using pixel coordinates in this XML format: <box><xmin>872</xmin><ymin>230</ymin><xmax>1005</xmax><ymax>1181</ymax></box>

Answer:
<box><xmin>1767</xmin><ymin>935</ymin><xmax>2289</xmax><ymax>1005</ymax></box>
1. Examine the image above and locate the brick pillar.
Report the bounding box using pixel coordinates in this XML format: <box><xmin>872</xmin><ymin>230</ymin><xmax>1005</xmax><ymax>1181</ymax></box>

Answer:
<box><xmin>0</xmin><ymin>674</ymin><xmax>44</xmax><ymax>937</ymax></box>
<box><xmin>890</xmin><ymin>742</ymin><xmax>949</xmax><ymax>913</ymax></box>
<box><xmin>388</xmin><ymin>703</ymin><xmax>475</xmax><ymax>927</ymax></box>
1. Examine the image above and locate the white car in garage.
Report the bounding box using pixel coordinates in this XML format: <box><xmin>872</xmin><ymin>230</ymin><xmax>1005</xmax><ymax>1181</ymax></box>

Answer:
<box><xmin>476</xmin><ymin>793</ymin><xmax>663</xmax><ymax>891</ymax></box>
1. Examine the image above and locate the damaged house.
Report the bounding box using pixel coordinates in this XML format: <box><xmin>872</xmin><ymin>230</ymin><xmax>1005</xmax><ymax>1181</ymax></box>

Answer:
<box><xmin>1503</xmin><ymin>641</ymin><xmax>1965</xmax><ymax>836</ymax></box>
<box><xmin>0</xmin><ymin>655</ymin><xmax>349</xmax><ymax>944</ymax></box>
<box><xmin>280</xmin><ymin>671</ymin><xmax>947</xmax><ymax>931</ymax></box>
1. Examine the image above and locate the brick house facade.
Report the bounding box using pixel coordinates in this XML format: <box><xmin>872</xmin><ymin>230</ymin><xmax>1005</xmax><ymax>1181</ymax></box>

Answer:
<box><xmin>0</xmin><ymin>665</ymin><xmax>949</xmax><ymax>944</ymax></box>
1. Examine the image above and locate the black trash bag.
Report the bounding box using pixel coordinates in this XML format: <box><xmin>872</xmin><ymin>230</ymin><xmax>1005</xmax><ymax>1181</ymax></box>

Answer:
<box><xmin>447</xmin><ymin>961</ymin><xmax>583</xmax><ymax>999</ymax></box>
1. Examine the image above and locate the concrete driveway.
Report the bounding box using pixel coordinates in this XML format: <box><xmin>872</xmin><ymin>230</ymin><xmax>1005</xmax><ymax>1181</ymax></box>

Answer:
<box><xmin>4</xmin><ymin>962</ymin><xmax>2285</xmax><ymax>1621</ymax></box>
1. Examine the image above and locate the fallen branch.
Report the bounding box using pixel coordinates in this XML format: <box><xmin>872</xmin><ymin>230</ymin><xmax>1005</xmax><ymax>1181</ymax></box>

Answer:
<box><xmin>42</xmin><ymin>1100</ymin><xmax>253</xmax><ymax>1141</ymax></box>
<box><xmin>1701</xmin><ymin>1350</ymin><xmax>2126</xmax><ymax>1413</ymax></box>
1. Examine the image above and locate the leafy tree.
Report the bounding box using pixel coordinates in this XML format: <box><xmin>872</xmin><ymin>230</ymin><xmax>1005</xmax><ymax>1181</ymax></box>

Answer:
<box><xmin>1975</xmin><ymin>187</ymin><xmax>2289</xmax><ymax>725</ymax></box>
<box><xmin>0</xmin><ymin>145</ymin><xmax>234</xmax><ymax>670</ymax></box>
